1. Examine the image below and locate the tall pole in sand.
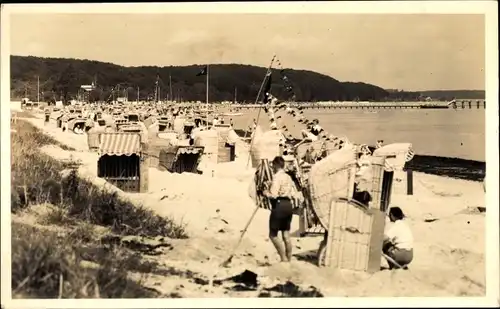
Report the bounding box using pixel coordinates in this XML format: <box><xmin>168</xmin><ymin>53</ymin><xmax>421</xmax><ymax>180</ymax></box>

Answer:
<box><xmin>206</xmin><ymin>64</ymin><xmax>210</xmax><ymax>125</ymax></box>
<box><xmin>244</xmin><ymin>55</ymin><xmax>276</xmax><ymax>168</ymax></box>
<box><xmin>243</xmin><ymin>56</ymin><xmax>275</xmax><ymax>140</ymax></box>
<box><xmin>169</xmin><ymin>74</ymin><xmax>172</xmax><ymax>103</ymax></box>
<box><xmin>37</xmin><ymin>75</ymin><xmax>40</xmax><ymax>104</ymax></box>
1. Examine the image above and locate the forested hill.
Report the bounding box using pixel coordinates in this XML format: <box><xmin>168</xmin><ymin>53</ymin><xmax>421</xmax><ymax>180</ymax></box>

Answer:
<box><xmin>419</xmin><ymin>90</ymin><xmax>485</xmax><ymax>100</ymax></box>
<box><xmin>11</xmin><ymin>55</ymin><xmax>390</xmax><ymax>103</ymax></box>
<box><xmin>384</xmin><ymin>89</ymin><xmax>485</xmax><ymax>101</ymax></box>
<box><xmin>11</xmin><ymin>55</ymin><xmax>483</xmax><ymax>103</ymax></box>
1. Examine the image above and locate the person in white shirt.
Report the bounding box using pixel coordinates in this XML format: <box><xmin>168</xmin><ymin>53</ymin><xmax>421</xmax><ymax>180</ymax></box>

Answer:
<box><xmin>212</xmin><ymin>117</ymin><xmax>219</xmax><ymax>127</ymax></box>
<box><xmin>310</xmin><ymin>119</ymin><xmax>324</xmax><ymax>136</ymax></box>
<box><xmin>383</xmin><ymin>206</ymin><xmax>414</xmax><ymax>269</ymax></box>
<box><xmin>263</xmin><ymin>156</ymin><xmax>304</xmax><ymax>262</ymax></box>
<box><xmin>301</xmin><ymin>124</ymin><xmax>318</xmax><ymax>142</ymax></box>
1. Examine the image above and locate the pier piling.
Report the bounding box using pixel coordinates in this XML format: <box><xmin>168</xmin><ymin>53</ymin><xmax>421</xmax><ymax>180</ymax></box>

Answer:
<box><xmin>407</xmin><ymin>169</ymin><xmax>414</xmax><ymax>196</ymax></box>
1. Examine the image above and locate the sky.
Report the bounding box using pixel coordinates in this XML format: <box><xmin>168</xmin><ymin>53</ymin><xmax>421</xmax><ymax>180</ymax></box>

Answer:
<box><xmin>9</xmin><ymin>13</ymin><xmax>485</xmax><ymax>91</ymax></box>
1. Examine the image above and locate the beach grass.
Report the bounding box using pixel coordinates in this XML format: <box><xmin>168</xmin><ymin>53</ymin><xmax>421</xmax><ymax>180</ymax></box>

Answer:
<box><xmin>12</xmin><ymin>110</ymin><xmax>39</xmax><ymax>119</ymax></box>
<box><xmin>11</xmin><ymin>222</ymin><xmax>161</xmax><ymax>298</ymax></box>
<box><xmin>10</xmin><ymin>119</ymin><xmax>187</xmax><ymax>239</ymax></box>
<box><xmin>10</xmin><ymin>119</ymin><xmax>188</xmax><ymax>298</ymax></box>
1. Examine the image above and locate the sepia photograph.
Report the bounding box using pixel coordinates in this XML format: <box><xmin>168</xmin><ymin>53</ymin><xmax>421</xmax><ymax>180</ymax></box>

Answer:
<box><xmin>1</xmin><ymin>2</ymin><xmax>498</xmax><ymax>307</ymax></box>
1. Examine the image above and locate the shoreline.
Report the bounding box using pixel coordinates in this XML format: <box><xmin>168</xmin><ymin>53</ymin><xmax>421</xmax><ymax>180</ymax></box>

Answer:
<box><xmin>232</xmin><ymin>129</ymin><xmax>485</xmax><ymax>182</ymax></box>
<box><xmin>404</xmin><ymin>154</ymin><xmax>485</xmax><ymax>182</ymax></box>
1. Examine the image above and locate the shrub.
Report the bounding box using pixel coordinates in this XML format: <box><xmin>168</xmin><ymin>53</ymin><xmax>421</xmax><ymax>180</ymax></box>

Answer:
<box><xmin>63</xmin><ymin>170</ymin><xmax>187</xmax><ymax>238</ymax></box>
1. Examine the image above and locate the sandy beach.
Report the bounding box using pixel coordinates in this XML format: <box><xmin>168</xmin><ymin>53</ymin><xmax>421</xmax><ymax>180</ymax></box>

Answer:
<box><xmin>15</xmin><ymin>113</ymin><xmax>486</xmax><ymax>297</ymax></box>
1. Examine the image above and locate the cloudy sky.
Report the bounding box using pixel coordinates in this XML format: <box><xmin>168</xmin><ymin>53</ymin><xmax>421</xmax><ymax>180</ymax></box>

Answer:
<box><xmin>9</xmin><ymin>13</ymin><xmax>485</xmax><ymax>91</ymax></box>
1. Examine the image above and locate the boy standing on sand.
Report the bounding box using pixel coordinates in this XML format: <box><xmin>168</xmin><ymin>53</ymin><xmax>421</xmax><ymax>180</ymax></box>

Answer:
<box><xmin>263</xmin><ymin>156</ymin><xmax>303</xmax><ymax>263</ymax></box>
<box><xmin>383</xmin><ymin>207</ymin><xmax>414</xmax><ymax>269</ymax></box>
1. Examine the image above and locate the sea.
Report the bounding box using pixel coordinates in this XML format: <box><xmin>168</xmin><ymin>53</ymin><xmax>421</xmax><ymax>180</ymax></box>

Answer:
<box><xmin>228</xmin><ymin>107</ymin><xmax>486</xmax><ymax>181</ymax></box>
<box><xmin>230</xmin><ymin>108</ymin><xmax>485</xmax><ymax>162</ymax></box>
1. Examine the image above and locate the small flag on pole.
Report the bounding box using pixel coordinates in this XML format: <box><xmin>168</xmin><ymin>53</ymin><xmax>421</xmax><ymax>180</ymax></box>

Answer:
<box><xmin>196</xmin><ymin>66</ymin><xmax>208</xmax><ymax>76</ymax></box>
<box><xmin>264</xmin><ymin>93</ymin><xmax>274</xmax><ymax>104</ymax></box>
<box><xmin>262</xmin><ymin>71</ymin><xmax>272</xmax><ymax>103</ymax></box>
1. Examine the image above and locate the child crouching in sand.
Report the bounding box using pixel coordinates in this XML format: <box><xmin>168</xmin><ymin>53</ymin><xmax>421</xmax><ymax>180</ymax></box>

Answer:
<box><xmin>383</xmin><ymin>206</ymin><xmax>414</xmax><ymax>269</ymax></box>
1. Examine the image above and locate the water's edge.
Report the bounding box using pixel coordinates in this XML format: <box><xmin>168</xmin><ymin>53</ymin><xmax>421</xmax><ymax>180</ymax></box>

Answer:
<box><xmin>233</xmin><ymin>129</ymin><xmax>486</xmax><ymax>182</ymax></box>
<box><xmin>403</xmin><ymin>154</ymin><xmax>485</xmax><ymax>182</ymax></box>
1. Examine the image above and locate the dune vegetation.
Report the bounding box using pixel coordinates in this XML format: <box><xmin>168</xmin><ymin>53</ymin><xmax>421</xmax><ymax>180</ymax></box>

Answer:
<box><xmin>10</xmin><ymin>118</ymin><xmax>187</xmax><ymax>298</ymax></box>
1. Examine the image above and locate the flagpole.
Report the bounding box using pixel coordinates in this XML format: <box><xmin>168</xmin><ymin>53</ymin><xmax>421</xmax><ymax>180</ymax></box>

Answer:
<box><xmin>244</xmin><ymin>55</ymin><xmax>276</xmax><ymax>169</ymax></box>
<box><xmin>169</xmin><ymin>74</ymin><xmax>172</xmax><ymax>103</ymax></box>
<box><xmin>206</xmin><ymin>64</ymin><xmax>209</xmax><ymax>125</ymax></box>
<box><xmin>37</xmin><ymin>75</ymin><xmax>40</xmax><ymax>104</ymax></box>
<box><xmin>243</xmin><ymin>56</ymin><xmax>276</xmax><ymax>141</ymax></box>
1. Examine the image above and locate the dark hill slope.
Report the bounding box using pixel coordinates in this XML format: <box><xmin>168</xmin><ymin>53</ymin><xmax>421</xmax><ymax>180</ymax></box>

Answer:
<box><xmin>11</xmin><ymin>55</ymin><xmax>389</xmax><ymax>102</ymax></box>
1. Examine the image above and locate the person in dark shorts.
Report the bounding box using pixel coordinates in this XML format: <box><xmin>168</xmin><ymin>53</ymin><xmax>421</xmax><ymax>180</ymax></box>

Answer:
<box><xmin>383</xmin><ymin>206</ymin><xmax>414</xmax><ymax>269</ymax></box>
<box><xmin>263</xmin><ymin>156</ymin><xmax>303</xmax><ymax>263</ymax></box>
<box><xmin>44</xmin><ymin>108</ymin><xmax>50</xmax><ymax>125</ymax></box>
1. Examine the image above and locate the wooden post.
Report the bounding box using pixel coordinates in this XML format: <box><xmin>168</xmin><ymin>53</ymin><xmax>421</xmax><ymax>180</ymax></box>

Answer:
<box><xmin>140</xmin><ymin>140</ymin><xmax>149</xmax><ymax>193</ymax></box>
<box><xmin>406</xmin><ymin>168</ymin><xmax>413</xmax><ymax>195</ymax></box>
<box><xmin>298</xmin><ymin>206</ymin><xmax>306</xmax><ymax>237</ymax></box>
<box><xmin>367</xmin><ymin>208</ymin><xmax>386</xmax><ymax>273</ymax></box>
<box><xmin>324</xmin><ymin>199</ymin><xmax>337</xmax><ymax>267</ymax></box>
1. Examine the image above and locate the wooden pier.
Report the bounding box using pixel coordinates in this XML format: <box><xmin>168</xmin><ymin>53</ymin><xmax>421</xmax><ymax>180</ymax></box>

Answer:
<box><xmin>450</xmin><ymin>99</ymin><xmax>486</xmax><ymax>110</ymax></box>
<box><xmin>234</xmin><ymin>99</ymin><xmax>486</xmax><ymax>110</ymax></box>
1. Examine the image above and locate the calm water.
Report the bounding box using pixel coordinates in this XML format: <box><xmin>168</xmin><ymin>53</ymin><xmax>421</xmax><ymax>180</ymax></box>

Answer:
<box><xmin>229</xmin><ymin>108</ymin><xmax>485</xmax><ymax>162</ymax></box>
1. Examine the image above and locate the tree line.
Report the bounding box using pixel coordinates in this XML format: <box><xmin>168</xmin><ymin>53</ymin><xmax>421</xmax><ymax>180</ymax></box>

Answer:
<box><xmin>384</xmin><ymin>89</ymin><xmax>485</xmax><ymax>102</ymax></box>
<box><xmin>10</xmin><ymin>55</ymin><xmax>484</xmax><ymax>104</ymax></box>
